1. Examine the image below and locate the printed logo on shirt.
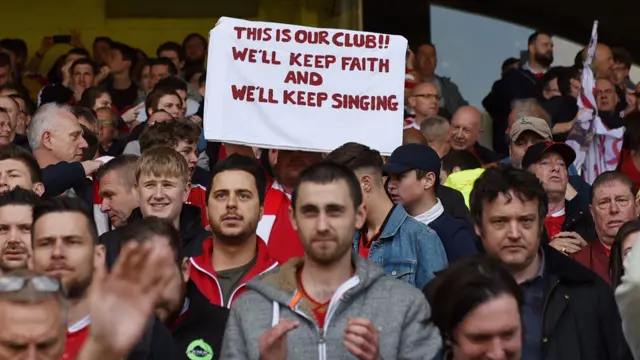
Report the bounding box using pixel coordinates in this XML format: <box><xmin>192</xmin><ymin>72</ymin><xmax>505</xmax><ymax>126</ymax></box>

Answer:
<box><xmin>186</xmin><ymin>339</ymin><xmax>214</xmax><ymax>360</ymax></box>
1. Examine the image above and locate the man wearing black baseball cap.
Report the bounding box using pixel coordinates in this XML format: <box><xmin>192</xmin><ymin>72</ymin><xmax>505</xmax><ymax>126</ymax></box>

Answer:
<box><xmin>384</xmin><ymin>144</ymin><xmax>478</xmax><ymax>262</ymax></box>
<box><xmin>523</xmin><ymin>141</ymin><xmax>595</xmax><ymax>255</ymax></box>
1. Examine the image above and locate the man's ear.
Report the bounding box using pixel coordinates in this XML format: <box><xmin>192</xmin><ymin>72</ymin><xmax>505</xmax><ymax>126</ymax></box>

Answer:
<box><xmin>180</xmin><ymin>257</ymin><xmax>190</xmax><ymax>283</ymax></box>
<box><xmin>94</xmin><ymin>244</ymin><xmax>106</xmax><ymax>269</ymax></box>
<box><xmin>408</xmin><ymin>95</ymin><xmax>416</xmax><ymax>108</ymax></box>
<box><xmin>33</xmin><ymin>182</ymin><xmax>45</xmax><ymax>197</ymax></box>
<box><xmin>288</xmin><ymin>205</ymin><xmax>297</xmax><ymax>231</ymax></box>
<box><xmin>41</xmin><ymin>131</ymin><xmax>54</xmax><ymax>150</ymax></box>
<box><xmin>360</xmin><ymin>174</ymin><xmax>373</xmax><ymax>194</ymax></box>
<box><xmin>355</xmin><ymin>203</ymin><xmax>366</xmax><ymax>230</ymax></box>
<box><xmin>453</xmin><ymin>166</ymin><xmax>461</xmax><ymax>173</ymax></box>
<box><xmin>422</xmin><ymin>172</ymin><xmax>436</xmax><ymax>191</ymax></box>
<box><xmin>183</xmin><ymin>182</ymin><xmax>191</xmax><ymax>202</ymax></box>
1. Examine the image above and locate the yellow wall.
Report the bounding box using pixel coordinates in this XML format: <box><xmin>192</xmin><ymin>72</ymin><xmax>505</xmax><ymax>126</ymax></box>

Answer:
<box><xmin>0</xmin><ymin>0</ymin><xmax>360</xmax><ymax>71</ymax></box>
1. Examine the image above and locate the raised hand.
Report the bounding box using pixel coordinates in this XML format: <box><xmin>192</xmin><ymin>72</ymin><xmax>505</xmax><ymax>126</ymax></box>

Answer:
<box><xmin>258</xmin><ymin>318</ymin><xmax>299</xmax><ymax>360</ymax></box>
<box><xmin>77</xmin><ymin>241</ymin><xmax>174</xmax><ymax>359</ymax></box>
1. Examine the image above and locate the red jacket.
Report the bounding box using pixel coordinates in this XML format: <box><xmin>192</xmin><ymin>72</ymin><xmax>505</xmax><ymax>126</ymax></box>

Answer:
<box><xmin>189</xmin><ymin>237</ymin><xmax>278</xmax><ymax>308</ymax></box>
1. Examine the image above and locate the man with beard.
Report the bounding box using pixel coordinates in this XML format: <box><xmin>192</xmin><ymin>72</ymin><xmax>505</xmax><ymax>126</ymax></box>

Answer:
<box><xmin>31</xmin><ymin>196</ymin><xmax>182</xmax><ymax>360</ymax></box>
<box><xmin>190</xmin><ymin>154</ymin><xmax>277</xmax><ymax>307</ymax></box>
<box><xmin>257</xmin><ymin>149</ymin><xmax>322</xmax><ymax>263</ymax></box>
<box><xmin>483</xmin><ymin>31</ymin><xmax>554</xmax><ymax>156</ymax></box>
<box><xmin>0</xmin><ymin>188</ymin><xmax>40</xmax><ymax>273</ymax></box>
<box><xmin>121</xmin><ymin>217</ymin><xmax>229</xmax><ymax>360</ymax></box>
<box><xmin>221</xmin><ymin>162</ymin><xmax>442</xmax><ymax>359</ymax></box>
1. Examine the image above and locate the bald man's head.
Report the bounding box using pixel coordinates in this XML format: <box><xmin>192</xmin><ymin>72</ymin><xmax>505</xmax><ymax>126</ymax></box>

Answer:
<box><xmin>409</xmin><ymin>82</ymin><xmax>440</xmax><ymax>119</ymax></box>
<box><xmin>449</xmin><ymin>106</ymin><xmax>483</xmax><ymax>151</ymax></box>
<box><xmin>583</xmin><ymin>43</ymin><xmax>614</xmax><ymax>78</ymax></box>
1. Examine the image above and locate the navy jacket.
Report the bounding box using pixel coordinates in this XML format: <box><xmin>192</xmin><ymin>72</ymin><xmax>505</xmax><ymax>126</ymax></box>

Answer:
<box><xmin>428</xmin><ymin>211</ymin><xmax>478</xmax><ymax>264</ymax></box>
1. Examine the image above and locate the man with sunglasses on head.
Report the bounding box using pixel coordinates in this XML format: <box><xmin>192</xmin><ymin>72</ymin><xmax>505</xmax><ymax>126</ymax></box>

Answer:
<box><xmin>0</xmin><ymin>235</ymin><xmax>179</xmax><ymax>360</ymax></box>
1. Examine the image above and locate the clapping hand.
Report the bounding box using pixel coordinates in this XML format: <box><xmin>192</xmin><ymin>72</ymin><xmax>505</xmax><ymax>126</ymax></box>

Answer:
<box><xmin>76</xmin><ymin>241</ymin><xmax>174</xmax><ymax>360</ymax></box>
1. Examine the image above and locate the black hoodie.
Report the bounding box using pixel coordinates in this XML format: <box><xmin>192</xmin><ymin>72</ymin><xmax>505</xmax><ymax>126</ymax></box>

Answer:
<box><xmin>100</xmin><ymin>204</ymin><xmax>210</xmax><ymax>268</ymax></box>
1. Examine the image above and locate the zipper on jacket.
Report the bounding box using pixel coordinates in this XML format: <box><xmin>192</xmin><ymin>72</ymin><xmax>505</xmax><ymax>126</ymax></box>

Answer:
<box><xmin>289</xmin><ymin>276</ymin><xmax>360</xmax><ymax>360</ymax></box>
<box><xmin>540</xmin><ymin>279</ymin><xmax>560</xmax><ymax>344</ymax></box>
<box><xmin>318</xmin><ymin>328</ymin><xmax>326</xmax><ymax>360</ymax></box>
<box><xmin>290</xmin><ymin>308</ymin><xmax>326</xmax><ymax>360</ymax></box>
<box><xmin>190</xmin><ymin>258</ymin><xmax>278</xmax><ymax>308</ymax></box>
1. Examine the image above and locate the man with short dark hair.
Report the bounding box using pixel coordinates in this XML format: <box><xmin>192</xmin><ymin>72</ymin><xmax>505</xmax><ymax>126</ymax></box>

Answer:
<box><xmin>32</xmin><ymin>196</ymin><xmax>182</xmax><ymax>360</ymax></box>
<box><xmin>149</xmin><ymin>58</ymin><xmax>179</xmax><ymax>91</ymax></box>
<box><xmin>104</xmin><ymin>42</ymin><xmax>138</xmax><ymax>112</ymax></box>
<box><xmin>121</xmin><ymin>217</ymin><xmax>229</xmax><ymax>360</ymax></box>
<box><xmin>483</xmin><ymin>30</ymin><xmax>554</xmax><ymax>156</ymax></box>
<box><xmin>70</xmin><ymin>58</ymin><xmax>97</xmax><ymax>101</ymax></box>
<box><xmin>156</xmin><ymin>42</ymin><xmax>185</xmax><ymax>74</ymax></box>
<box><xmin>470</xmin><ymin>166</ymin><xmax>631</xmax><ymax>360</ymax></box>
<box><xmin>0</xmin><ymin>188</ymin><xmax>40</xmax><ymax>273</ymax></box>
<box><xmin>0</xmin><ymin>143</ymin><xmax>44</xmax><ymax>196</ymax></box>
<box><xmin>190</xmin><ymin>154</ymin><xmax>277</xmax><ymax>307</ymax></box>
<box><xmin>221</xmin><ymin>161</ymin><xmax>442</xmax><ymax>359</ymax></box>
<box><xmin>325</xmin><ymin>142</ymin><xmax>447</xmax><ymax>289</ymax></box>
<box><xmin>612</xmin><ymin>47</ymin><xmax>634</xmax><ymax>92</ymax></box>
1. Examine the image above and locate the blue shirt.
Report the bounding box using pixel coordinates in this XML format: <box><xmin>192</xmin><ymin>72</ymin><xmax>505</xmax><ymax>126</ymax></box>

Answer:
<box><xmin>520</xmin><ymin>250</ymin><xmax>547</xmax><ymax>360</ymax></box>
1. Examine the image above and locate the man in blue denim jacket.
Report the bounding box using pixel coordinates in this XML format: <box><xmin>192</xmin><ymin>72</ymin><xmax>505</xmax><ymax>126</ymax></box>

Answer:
<box><xmin>325</xmin><ymin>142</ymin><xmax>448</xmax><ymax>290</ymax></box>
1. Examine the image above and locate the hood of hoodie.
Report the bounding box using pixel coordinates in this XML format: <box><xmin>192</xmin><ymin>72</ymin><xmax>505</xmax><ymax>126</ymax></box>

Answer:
<box><xmin>246</xmin><ymin>255</ymin><xmax>386</xmax><ymax>310</ymax></box>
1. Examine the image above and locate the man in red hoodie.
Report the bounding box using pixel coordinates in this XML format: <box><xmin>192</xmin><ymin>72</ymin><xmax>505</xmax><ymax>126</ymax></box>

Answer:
<box><xmin>190</xmin><ymin>154</ymin><xmax>278</xmax><ymax>307</ymax></box>
<box><xmin>257</xmin><ymin>150</ymin><xmax>322</xmax><ymax>263</ymax></box>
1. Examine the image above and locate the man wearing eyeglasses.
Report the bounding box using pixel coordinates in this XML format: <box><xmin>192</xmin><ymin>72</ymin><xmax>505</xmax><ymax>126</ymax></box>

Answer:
<box><xmin>405</xmin><ymin>82</ymin><xmax>442</xmax><ymax>130</ymax></box>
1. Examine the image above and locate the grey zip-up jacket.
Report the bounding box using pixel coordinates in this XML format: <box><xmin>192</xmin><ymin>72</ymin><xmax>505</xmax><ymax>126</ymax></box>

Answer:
<box><xmin>220</xmin><ymin>255</ymin><xmax>442</xmax><ymax>360</ymax></box>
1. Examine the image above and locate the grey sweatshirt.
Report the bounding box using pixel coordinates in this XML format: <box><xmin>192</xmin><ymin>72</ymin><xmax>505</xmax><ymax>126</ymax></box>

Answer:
<box><xmin>220</xmin><ymin>255</ymin><xmax>442</xmax><ymax>360</ymax></box>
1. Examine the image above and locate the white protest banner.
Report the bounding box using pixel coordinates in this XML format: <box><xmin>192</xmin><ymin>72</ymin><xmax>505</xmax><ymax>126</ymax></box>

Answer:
<box><xmin>204</xmin><ymin>17</ymin><xmax>407</xmax><ymax>155</ymax></box>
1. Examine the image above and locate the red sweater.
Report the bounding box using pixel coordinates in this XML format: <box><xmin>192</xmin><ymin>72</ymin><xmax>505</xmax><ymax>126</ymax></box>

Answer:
<box><xmin>572</xmin><ymin>241</ymin><xmax>611</xmax><ymax>284</ymax></box>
